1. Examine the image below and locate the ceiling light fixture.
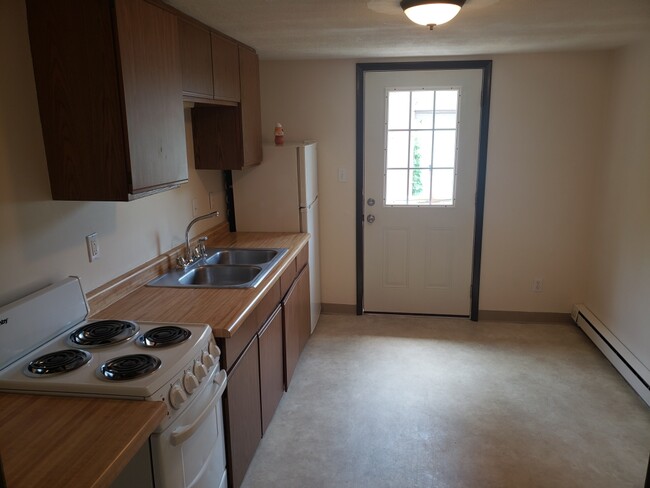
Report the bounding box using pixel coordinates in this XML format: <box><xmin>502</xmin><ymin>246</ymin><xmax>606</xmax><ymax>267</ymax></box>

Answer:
<box><xmin>400</xmin><ymin>0</ymin><xmax>466</xmax><ymax>30</ymax></box>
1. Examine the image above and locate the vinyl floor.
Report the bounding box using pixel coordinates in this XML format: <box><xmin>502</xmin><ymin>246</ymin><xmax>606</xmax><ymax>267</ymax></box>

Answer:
<box><xmin>241</xmin><ymin>314</ymin><xmax>650</xmax><ymax>488</ymax></box>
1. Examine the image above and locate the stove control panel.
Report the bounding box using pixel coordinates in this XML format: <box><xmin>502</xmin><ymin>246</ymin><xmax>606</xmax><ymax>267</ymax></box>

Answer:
<box><xmin>165</xmin><ymin>337</ymin><xmax>221</xmax><ymax>414</ymax></box>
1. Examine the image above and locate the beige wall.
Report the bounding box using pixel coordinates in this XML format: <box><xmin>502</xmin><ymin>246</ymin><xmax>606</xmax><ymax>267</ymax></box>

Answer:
<box><xmin>260</xmin><ymin>61</ymin><xmax>358</xmax><ymax>306</ymax></box>
<box><xmin>261</xmin><ymin>52</ymin><xmax>613</xmax><ymax>311</ymax></box>
<box><xmin>586</xmin><ymin>38</ymin><xmax>650</xmax><ymax>368</ymax></box>
<box><xmin>480</xmin><ymin>52</ymin><xmax>611</xmax><ymax>312</ymax></box>
<box><xmin>0</xmin><ymin>0</ymin><xmax>226</xmax><ymax>306</ymax></box>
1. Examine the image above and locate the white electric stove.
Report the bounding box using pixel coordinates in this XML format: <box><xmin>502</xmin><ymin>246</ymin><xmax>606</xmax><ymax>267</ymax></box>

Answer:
<box><xmin>0</xmin><ymin>277</ymin><xmax>228</xmax><ymax>488</ymax></box>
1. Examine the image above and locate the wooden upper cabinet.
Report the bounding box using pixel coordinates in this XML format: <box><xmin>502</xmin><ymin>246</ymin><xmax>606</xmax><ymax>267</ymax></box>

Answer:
<box><xmin>239</xmin><ymin>46</ymin><xmax>263</xmax><ymax>166</ymax></box>
<box><xmin>25</xmin><ymin>0</ymin><xmax>188</xmax><ymax>201</ymax></box>
<box><xmin>114</xmin><ymin>0</ymin><xmax>188</xmax><ymax>195</ymax></box>
<box><xmin>192</xmin><ymin>105</ymin><xmax>242</xmax><ymax>170</ymax></box>
<box><xmin>191</xmin><ymin>48</ymin><xmax>262</xmax><ymax>170</ymax></box>
<box><xmin>177</xmin><ymin>23</ymin><xmax>240</xmax><ymax>103</ymax></box>
<box><xmin>211</xmin><ymin>34</ymin><xmax>240</xmax><ymax>102</ymax></box>
<box><xmin>178</xmin><ymin>18</ymin><xmax>214</xmax><ymax>98</ymax></box>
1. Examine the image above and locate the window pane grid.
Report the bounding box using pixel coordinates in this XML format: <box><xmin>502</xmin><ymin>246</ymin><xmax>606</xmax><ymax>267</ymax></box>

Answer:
<box><xmin>384</xmin><ymin>88</ymin><xmax>459</xmax><ymax>207</ymax></box>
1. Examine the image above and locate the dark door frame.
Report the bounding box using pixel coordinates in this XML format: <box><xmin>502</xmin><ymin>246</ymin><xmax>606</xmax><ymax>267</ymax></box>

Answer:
<box><xmin>355</xmin><ymin>60</ymin><xmax>493</xmax><ymax>321</ymax></box>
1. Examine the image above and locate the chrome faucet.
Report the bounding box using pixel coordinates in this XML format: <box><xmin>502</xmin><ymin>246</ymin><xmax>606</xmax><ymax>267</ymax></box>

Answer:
<box><xmin>178</xmin><ymin>210</ymin><xmax>220</xmax><ymax>269</ymax></box>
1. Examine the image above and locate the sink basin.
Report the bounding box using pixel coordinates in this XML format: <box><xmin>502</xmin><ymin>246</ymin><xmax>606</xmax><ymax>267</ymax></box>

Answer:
<box><xmin>146</xmin><ymin>247</ymin><xmax>289</xmax><ymax>289</ymax></box>
<box><xmin>205</xmin><ymin>248</ymin><xmax>278</xmax><ymax>265</ymax></box>
<box><xmin>179</xmin><ymin>265</ymin><xmax>262</xmax><ymax>287</ymax></box>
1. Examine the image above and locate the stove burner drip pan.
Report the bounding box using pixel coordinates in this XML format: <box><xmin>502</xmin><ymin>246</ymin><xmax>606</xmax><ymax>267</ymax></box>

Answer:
<box><xmin>100</xmin><ymin>354</ymin><xmax>161</xmax><ymax>381</ymax></box>
<box><xmin>139</xmin><ymin>326</ymin><xmax>192</xmax><ymax>348</ymax></box>
<box><xmin>69</xmin><ymin>320</ymin><xmax>139</xmax><ymax>347</ymax></box>
<box><xmin>27</xmin><ymin>349</ymin><xmax>92</xmax><ymax>376</ymax></box>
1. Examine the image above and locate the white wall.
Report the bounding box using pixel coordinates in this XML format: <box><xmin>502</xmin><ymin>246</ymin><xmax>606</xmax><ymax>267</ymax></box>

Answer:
<box><xmin>0</xmin><ymin>0</ymin><xmax>226</xmax><ymax>306</ymax></box>
<box><xmin>586</xmin><ymin>38</ymin><xmax>650</xmax><ymax>369</ymax></box>
<box><xmin>260</xmin><ymin>52</ymin><xmax>613</xmax><ymax>312</ymax></box>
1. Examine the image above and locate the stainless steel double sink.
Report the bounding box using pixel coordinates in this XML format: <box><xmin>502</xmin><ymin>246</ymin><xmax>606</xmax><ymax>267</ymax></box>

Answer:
<box><xmin>147</xmin><ymin>248</ymin><xmax>289</xmax><ymax>289</ymax></box>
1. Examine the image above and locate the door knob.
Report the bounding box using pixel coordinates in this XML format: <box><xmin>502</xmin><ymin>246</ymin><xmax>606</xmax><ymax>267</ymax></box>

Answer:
<box><xmin>367</xmin><ymin>198</ymin><xmax>375</xmax><ymax>206</ymax></box>
<box><xmin>367</xmin><ymin>214</ymin><xmax>376</xmax><ymax>224</ymax></box>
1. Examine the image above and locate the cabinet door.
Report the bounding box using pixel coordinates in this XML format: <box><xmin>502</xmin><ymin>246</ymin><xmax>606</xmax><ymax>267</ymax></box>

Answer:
<box><xmin>224</xmin><ymin>337</ymin><xmax>261</xmax><ymax>488</ymax></box>
<box><xmin>212</xmin><ymin>34</ymin><xmax>241</xmax><ymax>102</ymax></box>
<box><xmin>26</xmin><ymin>0</ymin><xmax>129</xmax><ymax>201</ymax></box>
<box><xmin>191</xmin><ymin>105</ymin><xmax>243</xmax><ymax>170</ymax></box>
<box><xmin>178</xmin><ymin>18</ymin><xmax>213</xmax><ymax>98</ymax></box>
<box><xmin>258</xmin><ymin>306</ymin><xmax>284</xmax><ymax>434</ymax></box>
<box><xmin>239</xmin><ymin>46</ymin><xmax>263</xmax><ymax>167</ymax></box>
<box><xmin>114</xmin><ymin>0</ymin><xmax>188</xmax><ymax>194</ymax></box>
<box><xmin>282</xmin><ymin>265</ymin><xmax>311</xmax><ymax>389</ymax></box>
<box><xmin>297</xmin><ymin>265</ymin><xmax>312</xmax><ymax>354</ymax></box>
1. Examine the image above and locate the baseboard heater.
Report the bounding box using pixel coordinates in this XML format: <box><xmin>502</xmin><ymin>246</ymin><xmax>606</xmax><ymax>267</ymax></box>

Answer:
<box><xmin>571</xmin><ymin>304</ymin><xmax>650</xmax><ymax>406</ymax></box>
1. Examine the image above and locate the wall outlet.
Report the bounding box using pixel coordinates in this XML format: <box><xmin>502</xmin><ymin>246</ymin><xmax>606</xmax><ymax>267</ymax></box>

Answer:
<box><xmin>192</xmin><ymin>198</ymin><xmax>199</xmax><ymax>217</ymax></box>
<box><xmin>209</xmin><ymin>192</ymin><xmax>218</xmax><ymax>210</ymax></box>
<box><xmin>86</xmin><ymin>233</ymin><xmax>100</xmax><ymax>262</ymax></box>
<box><xmin>532</xmin><ymin>278</ymin><xmax>543</xmax><ymax>293</ymax></box>
<box><xmin>338</xmin><ymin>167</ymin><xmax>348</xmax><ymax>183</ymax></box>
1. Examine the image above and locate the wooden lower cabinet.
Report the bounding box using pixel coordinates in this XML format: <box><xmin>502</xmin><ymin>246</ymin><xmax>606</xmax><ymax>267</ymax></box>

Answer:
<box><xmin>223</xmin><ymin>337</ymin><xmax>261</xmax><ymax>488</ymax></box>
<box><xmin>258</xmin><ymin>306</ymin><xmax>284</xmax><ymax>434</ymax></box>
<box><xmin>220</xmin><ymin>255</ymin><xmax>311</xmax><ymax>487</ymax></box>
<box><xmin>282</xmin><ymin>265</ymin><xmax>311</xmax><ymax>390</ymax></box>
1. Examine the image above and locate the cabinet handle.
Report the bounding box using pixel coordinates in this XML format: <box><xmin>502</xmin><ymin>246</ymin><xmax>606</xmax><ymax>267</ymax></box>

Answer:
<box><xmin>170</xmin><ymin>369</ymin><xmax>228</xmax><ymax>446</ymax></box>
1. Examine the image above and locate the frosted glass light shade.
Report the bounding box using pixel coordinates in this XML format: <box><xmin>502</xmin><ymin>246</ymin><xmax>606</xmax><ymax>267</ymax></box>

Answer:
<box><xmin>401</xmin><ymin>1</ymin><xmax>465</xmax><ymax>27</ymax></box>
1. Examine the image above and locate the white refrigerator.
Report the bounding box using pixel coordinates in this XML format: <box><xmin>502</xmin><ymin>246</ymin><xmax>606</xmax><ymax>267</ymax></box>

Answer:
<box><xmin>232</xmin><ymin>141</ymin><xmax>321</xmax><ymax>332</ymax></box>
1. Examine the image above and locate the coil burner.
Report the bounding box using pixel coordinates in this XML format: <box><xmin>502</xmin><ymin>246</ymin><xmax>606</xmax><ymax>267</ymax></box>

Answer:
<box><xmin>100</xmin><ymin>354</ymin><xmax>161</xmax><ymax>381</ymax></box>
<box><xmin>27</xmin><ymin>349</ymin><xmax>92</xmax><ymax>376</ymax></box>
<box><xmin>139</xmin><ymin>326</ymin><xmax>192</xmax><ymax>348</ymax></box>
<box><xmin>69</xmin><ymin>320</ymin><xmax>139</xmax><ymax>347</ymax></box>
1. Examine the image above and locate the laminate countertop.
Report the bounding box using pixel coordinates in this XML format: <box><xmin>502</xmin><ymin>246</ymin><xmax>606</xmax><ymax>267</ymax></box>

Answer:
<box><xmin>0</xmin><ymin>232</ymin><xmax>308</xmax><ymax>487</ymax></box>
<box><xmin>92</xmin><ymin>232</ymin><xmax>310</xmax><ymax>338</ymax></box>
<box><xmin>0</xmin><ymin>393</ymin><xmax>166</xmax><ymax>488</ymax></box>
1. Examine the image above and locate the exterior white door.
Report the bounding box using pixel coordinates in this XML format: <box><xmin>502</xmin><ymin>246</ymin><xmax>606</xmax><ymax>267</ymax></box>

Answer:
<box><xmin>363</xmin><ymin>69</ymin><xmax>483</xmax><ymax>315</ymax></box>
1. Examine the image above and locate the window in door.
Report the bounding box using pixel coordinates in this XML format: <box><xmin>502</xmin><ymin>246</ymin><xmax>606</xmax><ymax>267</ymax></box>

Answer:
<box><xmin>384</xmin><ymin>88</ymin><xmax>459</xmax><ymax>207</ymax></box>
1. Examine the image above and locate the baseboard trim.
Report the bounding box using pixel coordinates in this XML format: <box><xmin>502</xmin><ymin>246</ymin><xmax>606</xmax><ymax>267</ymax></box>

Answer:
<box><xmin>321</xmin><ymin>303</ymin><xmax>357</xmax><ymax>315</ymax></box>
<box><xmin>479</xmin><ymin>310</ymin><xmax>573</xmax><ymax>324</ymax></box>
<box><xmin>574</xmin><ymin>304</ymin><xmax>649</xmax><ymax>407</ymax></box>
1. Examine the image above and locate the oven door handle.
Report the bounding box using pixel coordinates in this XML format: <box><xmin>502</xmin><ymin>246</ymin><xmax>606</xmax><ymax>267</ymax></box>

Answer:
<box><xmin>170</xmin><ymin>369</ymin><xmax>228</xmax><ymax>447</ymax></box>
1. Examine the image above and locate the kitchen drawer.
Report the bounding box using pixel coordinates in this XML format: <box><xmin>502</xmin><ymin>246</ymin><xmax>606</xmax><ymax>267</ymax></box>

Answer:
<box><xmin>279</xmin><ymin>259</ymin><xmax>297</xmax><ymax>298</ymax></box>
<box><xmin>256</xmin><ymin>281</ymin><xmax>281</xmax><ymax>325</ymax></box>
<box><xmin>296</xmin><ymin>243</ymin><xmax>309</xmax><ymax>272</ymax></box>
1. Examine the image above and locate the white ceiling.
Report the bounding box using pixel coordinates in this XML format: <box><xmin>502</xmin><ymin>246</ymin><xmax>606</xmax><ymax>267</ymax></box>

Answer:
<box><xmin>166</xmin><ymin>0</ymin><xmax>650</xmax><ymax>60</ymax></box>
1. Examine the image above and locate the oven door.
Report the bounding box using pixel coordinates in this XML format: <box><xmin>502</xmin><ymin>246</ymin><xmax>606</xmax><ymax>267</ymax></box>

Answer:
<box><xmin>151</xmin><ymin>367</ymin><xmax>228</xmax><ymax>488</ymax></box>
